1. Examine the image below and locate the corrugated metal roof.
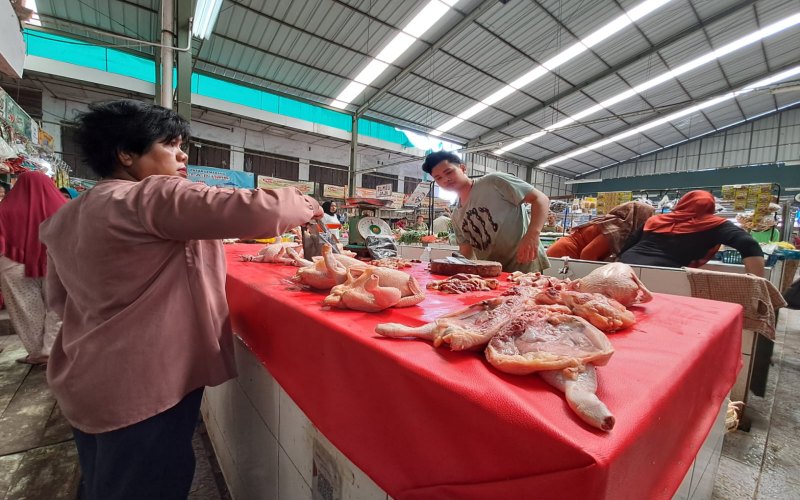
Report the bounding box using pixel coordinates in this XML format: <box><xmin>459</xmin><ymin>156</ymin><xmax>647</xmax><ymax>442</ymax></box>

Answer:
<box><xmin>30</xmin><ymin>0</ymin><xmax>800</xmax><ymax>177</ymax></box>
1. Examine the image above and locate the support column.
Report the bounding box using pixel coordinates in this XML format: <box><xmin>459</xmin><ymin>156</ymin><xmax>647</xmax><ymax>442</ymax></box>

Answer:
<box><xmin>230</xmin><ymin>146</ymin><xmax>245</xmax><ymax>171</ymax></box>
<box><xmin>176</xmin><ymin>0</ymin><xmax>192</xmax><ymax>119</ymax></box>
<box><xmin>160</xmin><ymin>0</ymin><xmax>174</xmax><ymax>109</ymax></box>
<box><xmin>348</xmin><ymin>115</ymin><xmax>358</xmax><ymax>197</ymax></box>
<box><xmin>298</xmin><ymin>158</ymin><xmax>310</xmax><ymax>181</ymax></box>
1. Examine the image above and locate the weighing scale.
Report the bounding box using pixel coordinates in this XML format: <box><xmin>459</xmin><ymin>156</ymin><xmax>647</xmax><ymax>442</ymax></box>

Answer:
<box><xmin>343</xmin><ymin>198</ymin><xmax>392</xmax><ymax>258</ymax></box>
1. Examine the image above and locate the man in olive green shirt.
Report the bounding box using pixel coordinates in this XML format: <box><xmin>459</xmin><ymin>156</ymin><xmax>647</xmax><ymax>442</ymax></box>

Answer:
<box><xmin>422</xmin><ymin>151</ymin><xmax>550</xmax><ymax>273</ymax></box>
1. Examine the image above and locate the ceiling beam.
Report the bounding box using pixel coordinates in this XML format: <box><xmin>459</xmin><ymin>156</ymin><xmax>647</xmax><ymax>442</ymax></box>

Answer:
<box><xmin>577</xmin><ymin>100</ymin><xmax>800</xmax><ymax>179</ymax></box>
<box><xmin>470</xmin><ymin>0</ymin><xmax>759</xmax><ymax>145</ymax></box>
<box><xmin>535</xmin><ymin>62</ymin><xmax>800</xmax><ymax>174</ymax></box>
<box><xmin>354</xmin><ymin>0</ymin><xmax>498</xmax><ymax>117</ymax></box>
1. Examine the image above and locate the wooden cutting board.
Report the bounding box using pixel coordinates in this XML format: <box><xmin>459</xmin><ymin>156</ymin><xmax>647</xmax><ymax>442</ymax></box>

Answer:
<box><xmin>429</xmin><ymin>259</ymin><xmax>503</xmax><ymax>277</ymax></box>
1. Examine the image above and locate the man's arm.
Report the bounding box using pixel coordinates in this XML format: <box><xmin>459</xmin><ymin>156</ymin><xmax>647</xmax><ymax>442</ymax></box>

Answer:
<box><xmin>743</xmin><ymin>255</ymin><xmax>765</xmax><ymax>277</ymax></box>
<box><xmin>517</xmin><ymin>188</ymin><xmax>550</xmax><ymax>264</ymax></box>
<box><xmin>459</xmin><ymin>243</ymin><xmax>476</xmax><ymax>260</ymax></box>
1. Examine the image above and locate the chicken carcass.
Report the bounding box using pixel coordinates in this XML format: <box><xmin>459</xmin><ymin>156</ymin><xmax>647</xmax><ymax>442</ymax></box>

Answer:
<box><xmin>569</xmin><ymin>263</ymin><xmax>653</xmax><ymax>307</ymax></box>
<box><xmin>293</xmin><ymin>244</ymin><xmax>365</xmax><ymax>289</ymax></box>
<box><xmin>533</xmin><ymin>287</ymin><xmax>635</xmax><ymax>332</ymax></box>
<box><xmin>322</xmin><ymin>268</ymin><xmax>403</xmax><ymax>312</ymax></box>
<box><xmin>376</xmin><ymin>295</ymin><xmax>551</xmax><ymax>350</ymax></box>
<box><xmin>427</xmin><ymin>274</ymin><xmax>500</xmax><ymax>294</ymax></box>
<box><xmin>538</xmin><ymin>365</ymin><xmax>615</xmax><ymax>431</ymax></box>
<box><xmin>484</xmin><ymin>310</ymin><xmax>614</xmax><ymax>374</ymax></box>
<box><xmin>324</xmin><ymin>266</ymin><xmax>425</xmax><ymax>311</ymax></box>
<box><xmin>240</xmin><ymin>241</ymin><xmax>302</xmax><ymax>264</ymax></box>
<box><xmin>377</xmin><ymin>304</ymin><xmax>616</xmax><ymax>431</ymax></box>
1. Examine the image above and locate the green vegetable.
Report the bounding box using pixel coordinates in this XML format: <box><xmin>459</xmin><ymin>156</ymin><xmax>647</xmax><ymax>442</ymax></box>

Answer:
<box><xmin>398</xmin><ymin>230</ymin><xmax>426</xmax><ymax>244</ymax></box>
<box><xmin>437</xmin><ymin>232</ymin><xmax>450</xmax><ymax>238</ymax></box>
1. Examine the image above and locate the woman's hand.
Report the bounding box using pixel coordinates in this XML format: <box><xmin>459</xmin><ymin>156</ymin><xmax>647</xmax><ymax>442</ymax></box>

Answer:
<box><xmin>516</xmin><ymin>231</ymin><xmax>541</xmax><ymax>264</ymax></box>
<box><xmin>303</xmin><ymin>195</ymin><xmax>324</xmax><ymax>219</ymax></box>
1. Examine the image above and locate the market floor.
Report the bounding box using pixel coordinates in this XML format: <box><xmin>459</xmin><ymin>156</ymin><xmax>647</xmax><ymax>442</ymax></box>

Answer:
<box><xmin>0</xmin><ymin>314</ymin><xmax>230</xmax><ymax>500</ymax></box>
<box><xmin>0</xmin><ymin>310</ymin><xmax>798</xmax><ymax>499</ymax></box>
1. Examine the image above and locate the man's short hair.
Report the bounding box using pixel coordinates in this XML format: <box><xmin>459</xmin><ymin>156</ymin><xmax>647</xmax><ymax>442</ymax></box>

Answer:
<box><xmin>421</xmin><ymin>151</ymin><xmax>462</xmax><ymax>174</ymax></box>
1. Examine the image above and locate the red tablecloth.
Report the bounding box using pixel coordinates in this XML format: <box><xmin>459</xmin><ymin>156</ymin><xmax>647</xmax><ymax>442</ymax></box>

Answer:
<box><xmin>224</xmin><ymin>244</ymin><xmax>743</xmax><ymax>500</ymax></box>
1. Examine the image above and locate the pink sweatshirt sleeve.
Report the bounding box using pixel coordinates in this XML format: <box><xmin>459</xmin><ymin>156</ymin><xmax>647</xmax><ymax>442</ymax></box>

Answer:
<box><xmin>134</xmin><ymin>176</ymin><xmax>318</xmax><ymax>240</ymax></box>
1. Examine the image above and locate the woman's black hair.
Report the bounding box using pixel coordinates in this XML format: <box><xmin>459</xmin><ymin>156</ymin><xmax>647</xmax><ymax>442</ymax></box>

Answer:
<box><xmin>322</xmin><ymin>201</ymin><xmax>336</xmax><ymax>215</ymax></box>
<box><xmin>0</xmin><ymin>181</ymin><xmax>10</xmax><ymax>192</ymax></box>
<box><xmin>73</xmin><ymin>100</ymin><xmax>191</xmax><ymax>177</ymax></box>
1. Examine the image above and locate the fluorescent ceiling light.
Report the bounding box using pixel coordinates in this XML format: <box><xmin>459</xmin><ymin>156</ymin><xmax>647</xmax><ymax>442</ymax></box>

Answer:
<box><xmin>496</xmin><ymin>12</ymin><xmax>800</xmax><ymax>155</ymax></box>
<box><xmin>626</xmin><ymin>0</ymin><xmax>672</xmax><ymax>21</ymax></box>
<box><xmin>481</xmin><ymin>85</ymin><xmax>516</xmax><ymax>106</ymax></box>
<box><xmin>402</xmin><ymin>0</ymin><xmax>450</xmax><ymax>38</ymax></box>
<box><xmin>430</xmin><ymin>0</ymin><xmax>673</xmax><ymax>135</ymax></box>
<box><xmin>192</xmin><ymin>0</ymin><xmax>223</xmax><ymax>39</ymax></box>
<box><xmin>457</xmin><ymin>103</ymin><xmax>489</xmax><ymax>120</ymax></box>
<box><xmin>332</xmin><ymin>0</ymin><xmax>459</xmax><ymax>108</ymax></box>
<box><xmin>542</xmin><ymin>42</ymin><xmax>587</xmax><ymax>71</ymax></box>
<box><xmin>375</xmin><ymin>32</ymin><xmax>416</xmax><ymax>64</ymax></box>
<box><xmin>354</xmin><ymin>60</ymin><xmax>389</xmax><ymax>86</ymax></box>
<box><xmin>539</xmin><ymin>65</ymin><xmax>800</xmax><ymax>167</ymax></box>
<box><xmin>333</xmin><ymin>82</ymin><xmax>367</xmax><ymax>108</ymax></box>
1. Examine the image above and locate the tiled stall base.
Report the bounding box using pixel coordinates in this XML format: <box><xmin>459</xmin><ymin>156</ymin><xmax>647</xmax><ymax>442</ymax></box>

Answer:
<box><xmin>203</xmin><ymin>337</ymin><xmax>725</xmax><ymax>500</ymax></box>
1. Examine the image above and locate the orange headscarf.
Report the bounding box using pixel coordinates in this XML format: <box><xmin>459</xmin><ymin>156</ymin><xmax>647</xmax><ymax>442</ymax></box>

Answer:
<box><xmin>644</xmin><ymin>190</ymin><xmax>726</xmax><ymax>234</ymax></box>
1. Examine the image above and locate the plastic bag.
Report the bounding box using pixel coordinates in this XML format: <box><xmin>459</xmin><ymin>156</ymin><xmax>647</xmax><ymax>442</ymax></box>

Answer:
<box><xmin>365</xmin><ymin>235</ymin><xmax>398</xmax><ymax>260</ymax></box>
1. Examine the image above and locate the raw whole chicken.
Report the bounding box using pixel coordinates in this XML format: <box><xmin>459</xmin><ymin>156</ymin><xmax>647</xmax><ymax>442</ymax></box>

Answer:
<box><xmin>240</xmin><ymin>241</ymin><xmax>302</xmax><ymax>264</ymax></box>
<box><xmin>375</xmin><ymin>295</ymin><xmax>555</xmax><ymax>351</ymax></box>
<box><xmin>484</xmin><ymin>310</ymin><xmax>614</xmax><ymax>374</ymax></box>
<box><xmin>293</xmin><ymin>244</ymin><xmax>366</xmax><ymax>289</ymax></box>
<box><xmin>533</xmin><ymin>287</ymin><xmax>635</xmax><ymax>332</ymax></box>
<box><xmin>323</xmin><ymin>267</ymin><xmax>425</xmax><ymax>312</ymax></box>
<box><xmin>569</xmin><ymin>263</ymin><xmax>653</xmax><ymax>307</ymax></box>
<box><xmin>376</xmin><ymin>304</ymin><xmax>616</xmax><ymax>431</ymax></box>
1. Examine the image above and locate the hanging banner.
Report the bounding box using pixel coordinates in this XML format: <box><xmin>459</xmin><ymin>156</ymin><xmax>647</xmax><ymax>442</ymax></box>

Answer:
<box><xmin>596</xmin><ymin>191</ymin><xmax>632</xmax><ymax>215</ymax></box>
<box><xmin>323</xmin><ymin>184</ymin><xmax>346</xmax><ymax>199</ymax></box>
<box><xmin>256</xmin><ymin>175</ymin><xmax>315</xmax><ymax>195</ymax></box>
<box><xmin>355</xmin><ymin>187</ymin><xmax>376</xmax><ymax>198</ymax></box>
<box><xmin>0</xmin><ymin>87</ymin><xmax>33</xmax><ymax>141</ymax></box>
<box><xmin>388</xmin><ymin>192</ymin><xmax>406</xmax><ymax>208</ymax></box>
<box><xmin>434</xmin><ymin>199</ymin><xmax>450</xmax><ymax>210</ymax></box>
<box><xmin>404</xmin><ymin>183</ymin><xmax>430</xmax><ymax>208</ymax></box>
<box><xmin>188</xmin><ymin>166</ymin><xmax>255</xmax><ymax>189</ymax></box>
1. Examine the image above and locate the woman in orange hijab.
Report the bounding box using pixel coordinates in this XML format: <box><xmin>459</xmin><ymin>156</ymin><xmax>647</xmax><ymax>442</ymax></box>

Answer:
<box><xmin>547</xmin><ymin>201</ymin><xmax>655</xmax><ymax>261</ymax></box>
<box><xmin>620</xmin><ymin>190</ymin><xmax>764</xmax><ymax>276</ymax></box>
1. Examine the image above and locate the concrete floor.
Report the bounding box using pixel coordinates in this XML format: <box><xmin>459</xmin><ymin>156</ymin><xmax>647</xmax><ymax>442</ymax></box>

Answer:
<box><xmin>711</xmin><ymin>308</ymin><xmax>800</xmax><ymax>499</ymax></box>
<box><xmin>0</xmin><ymin>309</ymin><xmax>798</xmax><ymax>499</ymax></box>
<box><xmin>0</xmin><ymin>328</ymin><xmax>229</xmax><ymax>500</ymax></box>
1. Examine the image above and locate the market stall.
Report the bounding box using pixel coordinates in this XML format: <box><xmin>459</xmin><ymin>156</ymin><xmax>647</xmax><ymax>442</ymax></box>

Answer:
<box><xmin>205</xmin><ymin>244</ymin><xmax>743</xmax><ymax>499</ymax></box>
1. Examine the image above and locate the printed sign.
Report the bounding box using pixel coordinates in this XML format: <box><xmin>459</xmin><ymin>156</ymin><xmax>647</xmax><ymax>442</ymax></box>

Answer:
<box><xmin>376</xmin><ymin>183</ymin><xmax>392</xmax><ymax>199</ymax></box>
<box><xmin>257</xmin><ymin>176</ymin><xmax>314</xmax><ymax>194</ymax></box>
<box><xmin>323</xmin><ymin>184</ymin><xmax>345</xmax><ymax>199</ymax></box>
<box><xmin>404</xmin><ymin>183</ymin><xmax>430</xmax><ymax>208</ymax></box>
<box><xmin>188</xmin><ymin>166</ymin><xmax>255</xmax><ymax>189</ymax></box>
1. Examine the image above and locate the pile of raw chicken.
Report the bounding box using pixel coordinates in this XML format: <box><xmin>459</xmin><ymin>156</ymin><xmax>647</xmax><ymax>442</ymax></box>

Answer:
<box><xmin>239</xmin><ymin>239</ymin><xmax>654</xmax><ymax>432</ymax></box>
<box><xmin>240</xmin><ymin>241</ymin><xmax>426</xmax><ymax>312</ymax></box>
<box><xmin>376</xmin><ymin>263</ymin><xmax>653</xmax><ymax>432</ymax></box>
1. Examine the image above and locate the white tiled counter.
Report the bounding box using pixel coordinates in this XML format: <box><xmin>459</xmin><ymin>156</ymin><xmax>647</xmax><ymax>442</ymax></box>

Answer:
<box><xmin>202</xmin><ymin>336</ymin><xmax>727</xmax><ymax>500</ymax></box>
